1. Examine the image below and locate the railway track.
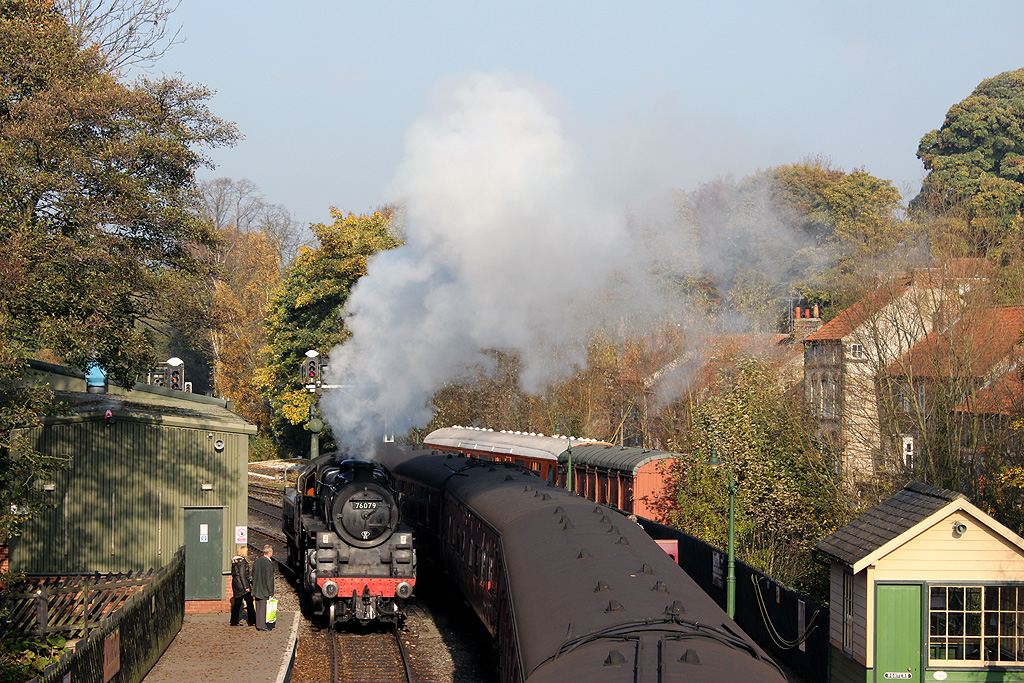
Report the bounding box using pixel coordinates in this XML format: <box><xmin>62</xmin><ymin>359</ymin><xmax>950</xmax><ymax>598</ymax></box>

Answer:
<box><xmin>330</xmin><ymin>624</ymin><xmax>414</xmax><ymax>683</ymax></box>
<box><xmin>248</xmin><ymin>481</ymin><xmax>284</xmax><ymax>504</ymax></box>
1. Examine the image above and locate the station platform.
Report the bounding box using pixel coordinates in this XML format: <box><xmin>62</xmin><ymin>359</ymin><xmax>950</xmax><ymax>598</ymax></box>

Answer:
<box><xmin>142</xmin><ymin>611</ymin><xmax>298</xmax><ymax>683</ymax></box>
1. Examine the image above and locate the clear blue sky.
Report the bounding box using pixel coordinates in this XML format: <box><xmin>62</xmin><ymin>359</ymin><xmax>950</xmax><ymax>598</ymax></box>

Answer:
<box><xmin>149</xmin><ymin>0</ymin><xmax>1024</xmax><ymax>230</ymax></box>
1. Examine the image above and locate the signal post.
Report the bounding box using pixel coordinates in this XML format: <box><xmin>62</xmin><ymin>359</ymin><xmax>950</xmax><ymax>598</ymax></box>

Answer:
<box><xmin>303</xmin><ymin>350</ymin><xmax>327</xmax><ymax>459</ymax></box>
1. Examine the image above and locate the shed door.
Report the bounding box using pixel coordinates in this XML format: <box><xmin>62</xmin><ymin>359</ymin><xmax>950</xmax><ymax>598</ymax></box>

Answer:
<box><xmin>875</xmin><ymin>584</ymin><xmax>922</xmax><ymax>682</ymax></box>
<box><xmin>184</xmin><ymin>508</ymin><xmax>223</xmax><ymax>599</ymax></box>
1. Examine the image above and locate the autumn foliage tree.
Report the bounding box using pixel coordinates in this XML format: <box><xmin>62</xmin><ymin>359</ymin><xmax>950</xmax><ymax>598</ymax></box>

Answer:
<box><xmin>260</xmin><ymin>208</ymin><xmax>400</xmax><ymax>455</ymax></box>
<box><xmin>651</xmin><ymin>358</ymin><xmax>851</xmax><ymax>599</ymax></box>
<box><xmin>208</xmin><ymin>227</ymin><xmax>281</xmax><ymax>432</ymax></box>
<box><xmin>0</xmin><ymin>0</ymin><xmax>237</xmax><ymax>534</ymax></box>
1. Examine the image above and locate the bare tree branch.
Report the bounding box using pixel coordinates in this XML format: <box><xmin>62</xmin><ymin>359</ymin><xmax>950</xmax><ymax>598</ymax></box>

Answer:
<box><xmin>57</xmin><ymin>0</ymin><xmax>184</xmax><ymax>71</ymax></box>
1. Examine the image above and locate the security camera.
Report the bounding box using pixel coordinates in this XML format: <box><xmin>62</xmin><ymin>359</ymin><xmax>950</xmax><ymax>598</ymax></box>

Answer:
<box><xmin>953</xmin><ymin>521</ymin><xmax>967</xmax><ymax>536</ymax></box>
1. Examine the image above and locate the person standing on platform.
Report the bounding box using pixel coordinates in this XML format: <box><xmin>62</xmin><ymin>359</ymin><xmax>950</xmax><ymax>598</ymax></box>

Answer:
<box><xmin>229</xmin><ymin>545</ymin><xmax>254</xmax><ymax>626</ymax></box>
<box><xmin>252</xmin><ymin>545</ymin><xmax>275</xmax><ymax>631</ymax></box>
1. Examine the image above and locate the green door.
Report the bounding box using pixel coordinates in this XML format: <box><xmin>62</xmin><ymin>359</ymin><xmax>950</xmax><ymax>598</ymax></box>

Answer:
<box><xmin>875</xmin><ymin>584</ymin><xmax>922</xmax><ymax>682</ymax></box>
<box><xmin>184</xmin><ymin>508</ymin><xmax>223</xmax><ymax>599</ymax></box>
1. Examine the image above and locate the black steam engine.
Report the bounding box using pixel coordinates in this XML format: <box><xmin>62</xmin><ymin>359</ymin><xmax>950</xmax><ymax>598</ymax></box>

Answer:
<box><xmin>282</xmin><ymin>454</ymin><xmax>416</xmax><ymax>626</ymax></box>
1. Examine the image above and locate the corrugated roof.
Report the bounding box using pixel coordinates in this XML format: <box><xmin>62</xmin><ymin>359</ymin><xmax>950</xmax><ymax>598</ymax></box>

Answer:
<box><xmin>557</xmin><ymin>443</ymin><xmax>673</xmax><ymax>475</ymax></box>
<box><xmin>48</xmin><ymin>388</ymin><xmax>256</xmax><ymax>433</ymax></box>
<box><xmin>815</xmin><ymin>481</ymin><xmax>965</xmax><ymax>566</ymax></box>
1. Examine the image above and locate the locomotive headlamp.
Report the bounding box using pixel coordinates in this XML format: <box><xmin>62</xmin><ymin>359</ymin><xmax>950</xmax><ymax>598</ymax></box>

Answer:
<box><xmin>322</xmin><ymin>580</ymin><xmax>339</xmax><ymax>598</ymax></box>
<box><xmin>396</xmin><ymin>581</ymin><xmax>413</xmax><ymax>599</ymax></box>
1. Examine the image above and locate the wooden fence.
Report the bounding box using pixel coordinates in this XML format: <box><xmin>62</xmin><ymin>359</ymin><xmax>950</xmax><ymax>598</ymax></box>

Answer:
<box><xmin>3</xmin><ymin>569</ymin><xmax>156</xmax><ymax>639</ymax></box>
<box><xmin>18</xmin><ymin>547</ymin><xmax>186</xmax><ymax>683</ymax></box>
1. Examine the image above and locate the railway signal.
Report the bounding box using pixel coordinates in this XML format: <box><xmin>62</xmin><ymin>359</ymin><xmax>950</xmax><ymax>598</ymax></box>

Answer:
<box><xmin>303</xmin><ymin>357</ymin><xmax>320</xmax><ymax>386</ymax></box>
<box><xmin>166</xmin><ymin>357</ymin><xmax>185</xmax><ymax>391</ymax></box>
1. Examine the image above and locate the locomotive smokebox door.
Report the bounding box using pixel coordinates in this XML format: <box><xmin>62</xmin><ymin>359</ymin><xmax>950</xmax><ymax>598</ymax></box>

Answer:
<box><xmin>333</xmin><ymin>485</ymin><xmax>397</xmax><ymax>546</ymax></box>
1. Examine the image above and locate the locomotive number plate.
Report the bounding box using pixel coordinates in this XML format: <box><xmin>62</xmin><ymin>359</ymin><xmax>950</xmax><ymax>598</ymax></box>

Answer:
<box><xmin>352</xmin><ymin>501</ymin><xmax>378</xmax><ymax>510</ymax></box>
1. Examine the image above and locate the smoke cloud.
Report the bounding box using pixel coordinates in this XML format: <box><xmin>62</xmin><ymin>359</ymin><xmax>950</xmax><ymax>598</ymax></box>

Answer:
<box><xmin>320</xmin><ymin>71</ymin><xmax>808</xmax><ymax>450</ymax></box>
<box><xmin>320</xmin><ymin>72</ymin><xmax>679</xmax><ymax>448</ymax></box>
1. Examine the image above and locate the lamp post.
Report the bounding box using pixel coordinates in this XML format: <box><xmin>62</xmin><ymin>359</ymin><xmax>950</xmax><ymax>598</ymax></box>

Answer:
<box><xmin>557</xmin><ymin>420</ymin><xmax>573</xmax><ymax>492</ymax></box>
<box><xmin>707</xmin><ymin>445</ymin><xmax>736</xmax><ymax>619</ymax></box>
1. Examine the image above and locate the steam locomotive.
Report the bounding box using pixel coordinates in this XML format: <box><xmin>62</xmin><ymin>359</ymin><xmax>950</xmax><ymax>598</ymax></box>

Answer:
<box><xmin>281</xmin><ymin>453</ymin><xmax>415</xmax><ymax>626</ymax></box>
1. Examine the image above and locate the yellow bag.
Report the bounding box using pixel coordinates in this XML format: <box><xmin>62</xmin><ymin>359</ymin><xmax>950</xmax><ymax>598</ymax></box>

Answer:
<box><xmin>266</xmin><ymin>597</ymin><xmax>278</xmax><ymax>624</ymax></box>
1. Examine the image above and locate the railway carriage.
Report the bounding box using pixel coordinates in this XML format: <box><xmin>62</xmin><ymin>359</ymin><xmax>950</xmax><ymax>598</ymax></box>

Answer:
<box><xmin>379</xmin><ymin>443</ymin><xmax>785</xmax><ymax>682</ymax></box>
<box><xmin>282</xmin><ymin>453</ymin><xmax>416</xmax><ymax>626</ymax></box>
<box><xmin>423</xmin><ymin>426</ymin><xmax>674</xmax><ymax>519</ymax></box>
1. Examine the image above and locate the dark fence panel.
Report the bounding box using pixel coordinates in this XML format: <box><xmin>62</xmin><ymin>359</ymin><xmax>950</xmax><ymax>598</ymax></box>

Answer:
<box><xmin>640</xmin><ymin>519</ymin><xmax>829</xmax><ymax>682</ymax></box>
<box><xmin>28</xmin><ymin>546</ymin><xmax>185</xmax><ymax>683</ymax></box>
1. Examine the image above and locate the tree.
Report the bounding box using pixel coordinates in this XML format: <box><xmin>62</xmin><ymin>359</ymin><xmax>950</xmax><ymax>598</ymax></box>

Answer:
<box><xmin>198</xmin><ymin>177</ymin><xmax>307</xmax><ymax>267</ymax></box>
<box><xmin>660</xmin><ymin>161</ymin><xmax>906</xmax><ymax>330</ymax></box>
<box><xmin>0</xmin><ymin>0</ymin><xmax>238</xmax><ymax>386</ymax></box>
<box><xmin>57</xmin><ymin>0</ymin><xmax>182</xmax><ymax>71</ymax></box>
<box><xmin>208</xmin><ymin>226</ymin><xmax>280</xmax><ymax>432</ymax></box>
<box><xmin>650</xmin><ymin>357</ymin><xmax>850</xmax><ymax>599</ymax></box>
<box><xmin>259</xmin><ymin>208</ymin><xmax>400</xmax><ymax>455</ymax></box>
<box><xmin>912</xmin><ymin>68</ymin><xmax>1024</xmax><ymax>256</ymax></box>
<box><xmin>0</xmin><ymin>0</ymin><xmax>237</xmax><ymax>533</ymax></box>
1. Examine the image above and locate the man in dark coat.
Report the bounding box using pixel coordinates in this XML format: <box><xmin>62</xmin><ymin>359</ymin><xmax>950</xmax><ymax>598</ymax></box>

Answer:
<box><xmin>229</xmin><ymin>545</ymin><xmax>254</xmax><ymax>626</ymax></box>
<box><xmin>252</xmin><ymin>545</ymin><xmax>275</xmax><ymax>631</ymax></box>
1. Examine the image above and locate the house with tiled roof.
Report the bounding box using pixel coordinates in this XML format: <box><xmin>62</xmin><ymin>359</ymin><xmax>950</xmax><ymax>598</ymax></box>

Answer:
<box><xmin>815</xmin><ymin>481</ymin><xmax>1024</xmax><ymax>682</ymax></box>
<box><xmin>802</xmin><ymin>273</ymin><xmax>955</xmax><ymax>481</ymax></box>
<box><xmin>885</xmin><ymin>305</ymin><xmax>1024</xmax><ymax>471</ymax></box>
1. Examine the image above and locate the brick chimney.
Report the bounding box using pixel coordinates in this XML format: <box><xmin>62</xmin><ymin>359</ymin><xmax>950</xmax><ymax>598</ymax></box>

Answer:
<box><xmin>792</xmin><ymin>305</ymin><xmax>823</xmax><ymax>341</ymax></box>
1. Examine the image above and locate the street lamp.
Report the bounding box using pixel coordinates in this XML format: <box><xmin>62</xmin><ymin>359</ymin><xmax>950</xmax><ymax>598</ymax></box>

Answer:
<box><xmin>556</xmin><ymin>420</ymin><xmax>573</xmax><ymax>492</ymax></box>
<box><xmin>707</xmin><ymin>445</ymin><xmax>736</xmax><ymax>619</ymax></box>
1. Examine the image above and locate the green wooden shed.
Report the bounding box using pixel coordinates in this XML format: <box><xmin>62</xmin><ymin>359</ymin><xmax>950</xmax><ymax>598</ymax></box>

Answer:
<box><xmin>816</xmin><ymin>481</ymin><xmax>1024</xmax><ymax>683</ymax></box>
<box><xmin>7</xmin><ymin>362</ymin><xmax>256</xmax><ymax>607</ymax></box>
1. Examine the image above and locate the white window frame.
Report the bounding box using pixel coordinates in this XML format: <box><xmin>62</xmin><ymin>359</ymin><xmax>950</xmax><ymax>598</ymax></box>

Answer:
<box><xmin>901</xmin><ymin>435</ymin><xmax>914</xmax><ymax>468</ymax></box>
<box><xmin>843</xmin><ymin>571</ymin><xmax>855</xmax><ymax>653</ymax></box>
<box><xmin>850</xmin><ymin>343</ymin><xmax>865</xmax><ymax>359</ymax></box>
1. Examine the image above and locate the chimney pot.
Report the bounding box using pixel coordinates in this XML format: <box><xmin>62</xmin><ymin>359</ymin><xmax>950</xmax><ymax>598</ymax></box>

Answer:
<box><xmin>813</xmin><ymin>304</ymin><xmax>819</xmax><ymax>318</ymax></box>
<box><xmin>794</xmin><ymin>306</ymin><xmax>801</xmax><ymax>319</ymax></box>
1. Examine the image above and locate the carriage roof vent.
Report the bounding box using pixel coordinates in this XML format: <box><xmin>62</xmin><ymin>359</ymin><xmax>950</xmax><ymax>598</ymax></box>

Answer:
<box><xmin>680</xmin><ymin>648</ymin><xmax>701</xmax><ymax>665</ymax></box>
<box><xmin>604</xmin><ymin>650</ymin><xmax>626</xmax><ymax>667</ymax></box>
<box><xmin>665</xmin><ymin>600</ymin><xmax>686</xmax><ymax>616</ymax></box>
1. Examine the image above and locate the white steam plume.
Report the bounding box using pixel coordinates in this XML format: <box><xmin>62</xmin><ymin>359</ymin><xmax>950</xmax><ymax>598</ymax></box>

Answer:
<box><xmin>320</xmin><ymin>71</ymin><xmax>674</xmax><ymax>449</ymax></box>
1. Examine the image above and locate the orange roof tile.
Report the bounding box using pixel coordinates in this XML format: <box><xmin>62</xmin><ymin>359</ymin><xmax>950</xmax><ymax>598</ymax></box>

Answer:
<box><xmin>887</xmin><ymin>306</ymin><xmax>1024</xmax><ymax>379</ymax></box>
<box><xmin>804</xmin><ymin>279</ymin><xmax>911</xmax><ymax>342</ymax></box>
<box><xmin>958</xmin><ymin>368</ymin><xmax>1024</xmax><ymax>416</ymax></box>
